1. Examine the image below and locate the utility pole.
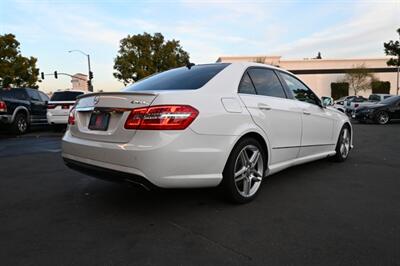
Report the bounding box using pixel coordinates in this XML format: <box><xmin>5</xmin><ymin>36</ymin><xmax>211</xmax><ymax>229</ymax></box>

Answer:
<box><xmin>68</xmin><ymin>50</ymin><xmax>93</xmax><ymax>92</ymax></box>
<box><xmin>397</xmin><ymin>34</ymin><xmax>400</xmax><ymax>95</ymax></box>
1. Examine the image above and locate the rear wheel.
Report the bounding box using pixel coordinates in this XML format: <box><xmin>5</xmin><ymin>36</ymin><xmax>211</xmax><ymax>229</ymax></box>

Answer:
<box><xmin>11</xmin><ymin>113</ymin><xmax>28</xmax><ymax>135</ymax></box>
<box><xmin>332</xmin><ymin>125</ymin><xmax>351</xmax><ymax>162</ymax></box>
<box><xmin>222</xmin><ymin>138</ymin><xmax>266</xmax><ymax>203</ymax></box>
<box><xmin>375</xmin><ymin>111</ymin><xmax>390</xmax><ymax>125</ymax></box>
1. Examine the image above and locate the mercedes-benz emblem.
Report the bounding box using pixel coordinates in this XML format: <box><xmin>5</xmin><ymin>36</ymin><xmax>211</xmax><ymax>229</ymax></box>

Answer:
<box><xmin>93</xmin><ymin>96</ymin><xmax>100</xmax><ymax>105</ymax></box>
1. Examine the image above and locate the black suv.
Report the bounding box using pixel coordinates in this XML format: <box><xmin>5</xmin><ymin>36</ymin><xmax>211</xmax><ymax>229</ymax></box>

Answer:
<box><xmin>0</xmin><ymin>88</ymin><xmax>49</xmax><ymax>134</ymax></box>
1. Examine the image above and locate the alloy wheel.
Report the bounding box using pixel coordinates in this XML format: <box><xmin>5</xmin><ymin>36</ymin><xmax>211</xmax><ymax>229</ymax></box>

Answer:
<box><xmin>17</xmin><ymin>117</ymin><xmax>27</xmax><ymax>133</ymax></box>
<box><xmin>339</xmin><ymin>128</ymin><xmax>350</xmax><ymax>158</ymax></box>
<box><xmin>233</xmin><ymin>145</ymin><xmax>264</xmax><ymax>197</ymax></box>
<box><xmin>378</xmin><ymin>112</ymin><xmax>389</xmax><ymax>125</ymax></box>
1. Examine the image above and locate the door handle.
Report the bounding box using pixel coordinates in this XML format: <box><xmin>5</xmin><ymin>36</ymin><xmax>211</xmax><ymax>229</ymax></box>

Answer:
<box><xmin>258</xmin><ymin>103</ymin><xmax>271</xmax><ymax>111</ymax></box>
<box><xmin>303</xmin><ymin>110</ymin><xmax>311</xmax><ymax>115</ymax></box>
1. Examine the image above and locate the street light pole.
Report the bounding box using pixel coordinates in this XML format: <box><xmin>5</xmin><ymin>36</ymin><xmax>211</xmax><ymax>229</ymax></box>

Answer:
<box><xmin>68</xmin><ymin>49</ymin><xmax>93</xmax><ymax>92</ymax></box>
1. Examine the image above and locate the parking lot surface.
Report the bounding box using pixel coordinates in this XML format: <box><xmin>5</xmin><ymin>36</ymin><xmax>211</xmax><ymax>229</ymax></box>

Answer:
<box><xmin>1</xmin><ymin>123</ymin><xmax>399</xmax><ymax>265</ymax></box>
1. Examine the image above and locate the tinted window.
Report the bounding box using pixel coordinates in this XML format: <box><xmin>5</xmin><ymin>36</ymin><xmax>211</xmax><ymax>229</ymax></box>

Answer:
<box><xmin>39</xmin><ymin>91</ymin><xmax>50</xmax><ymax>101</ymax></box>
<box><xmin>280</xmin><ymin>72</ymin><xmax>320</xmax><ymax>105</ymax></box>
<box><xmin>238</xmin><ymin>72</ymin><xmax>256</xmax><ymax>94</ymax></box>
<box><xmin>50</xmin><ymin>91</ymin><xmax>84</xmax><ymax>101</ymax></box>
<box><xmin>247</xmin><ymin>68</ymin><xmax>286</xmax><ymax>98</ymax></box>
<box><xmin>0</xmin><ymin>89</ymin><xmax>28</xmax><ymax>100</ymax></box>
<box><xmin>369</xmin><ymin>94</ymin><xmax>381</xmax><ymax>102</ymax></box>
<box><xmin>124</xmin><ymin>64</ymin><xmax>230</xmax><ymax>91</ymax></box>
<box><xmin>27</xmin><ymin>89</ymin><xmax>41</xmax><ymax>101</ymax></box>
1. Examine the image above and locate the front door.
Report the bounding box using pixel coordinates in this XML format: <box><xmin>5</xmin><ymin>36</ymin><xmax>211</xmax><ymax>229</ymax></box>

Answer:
<box><xmin>278</xmin><ymin>72</ymin><xmax>334</xmax><ymax>157</ymax></box>
<box><xmin>27</xmin><ymin>89</ymin><xmax>47</xmax><ymax>124</ymax></box>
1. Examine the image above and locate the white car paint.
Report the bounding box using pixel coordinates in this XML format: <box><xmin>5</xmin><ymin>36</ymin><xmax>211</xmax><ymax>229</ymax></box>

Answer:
<box><xmin>62</xmin><ymin>62</ymin><xmax>352</xmax><ymax>190</ymax></box>
<box><xmin>47</xmin><ymin>90</ymin><xmax>85</xmax><ymax>124</ymax></box>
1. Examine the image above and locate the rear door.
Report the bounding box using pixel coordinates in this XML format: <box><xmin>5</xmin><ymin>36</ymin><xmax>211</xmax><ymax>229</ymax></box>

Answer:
<box><xmin>238</xmin><ymin>68</ymin><xmax>302</xmax><ymax>164</ymax></box>
<box><xmin>70</xmin><ymin>92</ymin><xmax>158</xmax><ymax>143</ymax></box>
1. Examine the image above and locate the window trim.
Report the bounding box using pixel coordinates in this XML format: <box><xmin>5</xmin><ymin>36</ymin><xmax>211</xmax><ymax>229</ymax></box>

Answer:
<box><xmin>276</xmin><ymin>70</ymin><xmax>322</xmax><ymax>107</ymax></box>
<box><xmin>237</xmin><ymin>67</ymin><xmax>289</xmax><ymax>99</ymax></box>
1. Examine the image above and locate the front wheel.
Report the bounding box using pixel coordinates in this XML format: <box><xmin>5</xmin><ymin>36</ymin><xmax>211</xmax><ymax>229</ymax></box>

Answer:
<box><xmin>221</xmin><ymin>138</ymin><xmax>266</xmax><ymax>203</ymax></box>
<box><xmin>332</xmin><ymin>125</ymin><xmax>351</xmax><ymax>162</ymax></box>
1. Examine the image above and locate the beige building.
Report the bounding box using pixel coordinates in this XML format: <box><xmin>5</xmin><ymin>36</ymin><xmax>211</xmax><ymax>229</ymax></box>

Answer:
<box><xmin>71</xmin><ymin>73</ymin><xmax>88</xmax><ymax>92</ymax></box>
<box><xmin>217</xmin><ymin>56</ymin><xmax>399</xmax><ymax>98</ymax></box>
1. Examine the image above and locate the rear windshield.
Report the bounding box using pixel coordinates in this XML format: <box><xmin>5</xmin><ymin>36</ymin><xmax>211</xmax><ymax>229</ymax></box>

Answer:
<box><xmin>368</xmin><ymin>94</ymin><xmax>381</xmax><ymax>101</ymax></box>
<box><xmin>50</xmin><ymin>91</ymin><xmax>84</xmax><ymax>101</ymax></box>
<box><xmin>124</xmin><ymin>63</ymin><xmax>230</xmax><ymax>91</ymax></box>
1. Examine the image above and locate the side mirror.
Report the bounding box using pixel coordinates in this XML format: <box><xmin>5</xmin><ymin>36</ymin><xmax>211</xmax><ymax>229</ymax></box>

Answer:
<box><xmin>321</xmin><ymin>96</ymin><xmax>333</xmax><ymax>107</ymax></box>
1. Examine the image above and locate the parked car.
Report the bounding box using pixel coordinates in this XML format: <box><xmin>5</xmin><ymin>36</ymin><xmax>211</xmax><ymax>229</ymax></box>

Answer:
<box><xmin>353</xmin><ymin>95</ymin><xmax>400</xmax><ymax>124</ymax></box>
<box><xmin>62</xmin><ymin>63</ymin><xmax>353</xmax><ymax>203</ymax></box>
<box><xmin>333</xmin><ymin>96</ymin><xmax>355</xmax><ymax>113</ymax></box>
<box><xmin>348</xmin><ymin>94</ymin><xmax>393</xmax><ymax>117</ymax></box>
<box><xmin>0</xmin><ymin>88</ymin><xmax>49</xmax><ymax>134</ymax></box>
<box><xmin>47</xmin><ymin>90</ymin><xmax>85</xmax><ymax>126</ymax></box>
<box><xmin>344</xmin><ymin>96</ymin><xmax>368</xmax><ymax>115</ymax></box>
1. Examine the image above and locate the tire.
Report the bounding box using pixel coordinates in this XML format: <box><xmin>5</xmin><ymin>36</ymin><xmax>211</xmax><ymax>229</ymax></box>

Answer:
<box><xmin>11</xmin><ymin>113</ymin><xmax>28</xmax><ymax>135</ymax></box>
<box><xmin>375</xmin><ymin>111</ymin><xmax>390</xmax><ymax>125</ymax></box>
<box><xmin>221</xmin><ymin>137</ymin><xmax>266</xmax><ymax>203</ymax></box>
<box><xmin>332</xmin><ymin>125</ymin><xmax>351</xmax><ymax>162</ymax></box>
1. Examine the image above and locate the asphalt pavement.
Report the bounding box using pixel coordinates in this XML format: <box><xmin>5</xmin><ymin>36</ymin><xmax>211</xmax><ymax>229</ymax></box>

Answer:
<box><xmin>0</xmin><ymin>122</ymin><xmax>399</xmax><ymax>265</ymax></box>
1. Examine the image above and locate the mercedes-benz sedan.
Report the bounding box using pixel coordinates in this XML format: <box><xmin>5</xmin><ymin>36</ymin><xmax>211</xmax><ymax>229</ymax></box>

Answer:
<box><xmin>62</xmin><ymin>62</ymin><xmax>353</xmax><ymax>203</ymax></box>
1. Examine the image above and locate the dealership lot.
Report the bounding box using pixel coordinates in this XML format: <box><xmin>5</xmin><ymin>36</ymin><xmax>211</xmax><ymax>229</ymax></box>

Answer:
<box><xmin>0</xmin><ymin>122</ymin><xmax>399</xmax><ymax>265</ymax></box>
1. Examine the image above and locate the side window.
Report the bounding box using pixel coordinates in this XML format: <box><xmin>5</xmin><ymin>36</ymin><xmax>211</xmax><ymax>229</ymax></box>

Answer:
<box><xmin>27</xmin><ymin>90</ymin><xmax>41</xmax><ymax>101</ymax></box>
<box><xmin>247</xmin><ymin>68</ymin><xmax>286</xmax><ymax>98</ymax></box>
<box><xmin>39</xmin><ymin>92</ymin><xmax>49</xmax><ymax>102</ymax></box>
<box><xmin>238</xmin><ymin>72</ymin><xmax>257</xmax><ymax>95</ymax></box>
<box><xmin>279</xmin><ymin>72</ymin><xmax>320</xmax><ymax>105</ymax></box>
<box><xmin>13</xmin><ymin>89</ymin><xmax>28</xmax><ymax>100</ymax></box>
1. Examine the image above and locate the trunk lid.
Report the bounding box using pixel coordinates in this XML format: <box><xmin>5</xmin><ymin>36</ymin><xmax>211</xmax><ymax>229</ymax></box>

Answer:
<box><xmin>70</xmin><ymin>92</ymin><xmax>158</xmax><ymax>143</ymax></box>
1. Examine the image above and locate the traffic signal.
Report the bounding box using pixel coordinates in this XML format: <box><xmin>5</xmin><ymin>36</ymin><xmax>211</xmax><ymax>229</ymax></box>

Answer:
<box><xmin>87</xmin><ymin>80</ymin><xmax>91</xmax><ymax>88</ymax></box>
<box><xmin>89</xmin><ymin>71</ymin><xmax>93</xmax><ymax>80</ymax></box>
<box><xmin>41</xmin><ymin>72</ymin><xmax>45</xmax><ymax>80</ymax></box>
<box><xmin>54</xmin><ymin>71</ymin><xmax>58</xmax><ymax>79</ymax></box>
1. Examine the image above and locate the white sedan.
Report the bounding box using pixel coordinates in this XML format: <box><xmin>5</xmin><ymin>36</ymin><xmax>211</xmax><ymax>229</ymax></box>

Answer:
<box><xmin>62</xmin><ymin>62</ymin><xmax>353</xmax><ymax>203</ymax></box>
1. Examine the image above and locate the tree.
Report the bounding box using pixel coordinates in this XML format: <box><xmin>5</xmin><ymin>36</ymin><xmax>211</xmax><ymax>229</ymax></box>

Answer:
<box><xmin>0</xmin><ymin>34</ymin><xmax>39</xmax><ymax>88</ymax></box>
<box><xmin>384</xmin><ymin>28</ymin><xmax>400</xmax><ymax>95</ymax></box>
<box><xmin>343</xmin><ymin>65</ymin><xmax>374</xmax><ymax>96</ymax></box>
<box><xmin>113</xmin><ymin>33</ymin><xmax>190</xmax><ymax>85</ymax></box>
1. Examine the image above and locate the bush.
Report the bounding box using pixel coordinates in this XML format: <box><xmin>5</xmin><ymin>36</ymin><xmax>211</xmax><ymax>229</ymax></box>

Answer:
<box><xmin>331</xmin><ymin>82</ymin><xmax>349</xmax><ymax>100</ymax></box>
<box><xmin>371</xmin><ymin>81</ymin><xmax>391</xmax><ymax>94</ymax></box>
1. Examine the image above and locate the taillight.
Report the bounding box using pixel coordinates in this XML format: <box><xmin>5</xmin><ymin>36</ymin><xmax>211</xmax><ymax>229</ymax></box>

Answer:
<box><xmin>47</xmin><ymin>104</ymin><xmax>56</xmax><ymax>109</ymax></box>
<box><xmin>124</xmin><ymin>105</ymin><xmax>199</xmax><ymax>130</ymax></box>
<box><xmin>62</xmin><ymin>105</ymin><xmax>70</xmax><ymax>109</ymax></box>
<box><xmin>68</xmin><ymin>107</ymin><xmax>75</xmax><ymax>125</ymax></box>
<box><xmin>0</xmin><ymin>101</ymin><xmax>7</xmax><ymax>112</ymax></box>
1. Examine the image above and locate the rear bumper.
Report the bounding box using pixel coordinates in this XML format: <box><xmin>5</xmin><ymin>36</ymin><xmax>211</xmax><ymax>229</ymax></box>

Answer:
<box><xmin>63</xmin><ymin>157</ymin><xmax>155</xmax><ymax>190</ymax></box>
<box><xmin>0</xmin><ymin>114</ymin><xmax>12</xmax><ymax>124</ymax></box>
<box><xmin>47</xmin><ymin>113</ymin><xmax>68</xmax><ymax>124</ymax></box>
<box><xmin>62</xmin><ymin>129</ymin><xmax>236</xmax><ymax>188</ymax></box>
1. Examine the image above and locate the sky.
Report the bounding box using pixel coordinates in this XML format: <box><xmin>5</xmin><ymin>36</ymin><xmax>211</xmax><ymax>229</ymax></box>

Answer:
<box><xmin>1</xmin><ymin>0</ymin><xmax>399</xmax><ymax>93</ymax></box>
